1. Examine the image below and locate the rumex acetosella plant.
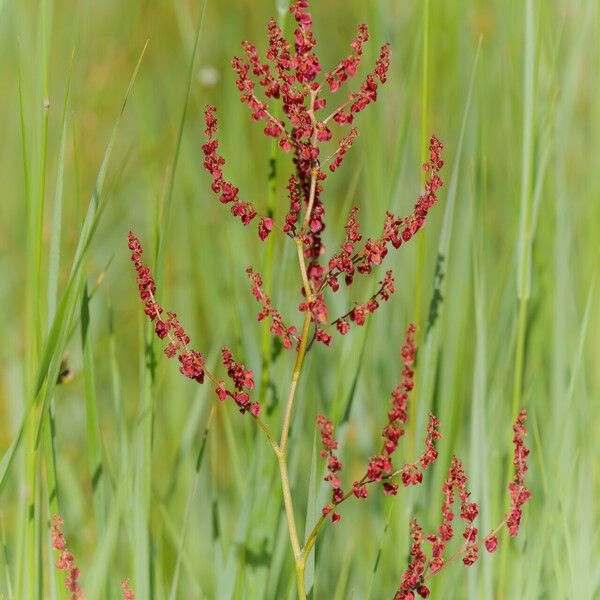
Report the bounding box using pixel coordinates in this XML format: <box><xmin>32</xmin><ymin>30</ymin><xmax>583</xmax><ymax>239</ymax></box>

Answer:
<box><xmin>128</xmin><ymin>1</ymin><xmax>531</xmax><ymax>598</ymax></box>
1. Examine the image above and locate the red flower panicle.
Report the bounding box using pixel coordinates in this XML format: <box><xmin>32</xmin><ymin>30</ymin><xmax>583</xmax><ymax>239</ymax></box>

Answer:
<box><xmin>327</xmin><ymin>207</ymin><xmax>363</xmax><ymax>290</ymax></box>
<box><xmin>402</xmin><ymin>136</ymin><xmax>445</xmax><ymax>242</ymax></box>
<box><xmin>331</xmin><ymin>270</ymin><xmax>395</xmax><ymax>336</ymax></box>
<box><xmin>325</xmin><ymin>24</ymin><xmax>369</xmax><ymax>93</ymax></box>
<box><xmin>202</xmin><ymin>106</ymin><xmax>272</xmax><ymax>240</ymax></box>
<box><xmin>201</xmin><ymin>0</ymin><xmax>408</xmax><ymax>307</ymax></box>
<box><xmin>506</xmin><ymin>408</ymin><xmax>531</xmax><ymax>536</ymax></box>
<box><xmin>359</xmin><ymin>324</ymin><xmax>416</xmax><ymax>496</ymax></box>
<box><xmin>317</xmin><ymin>415</ymin><xmax>344</xmax><ymax>522</ymax></box>
<box><xmin>219</xmin><ymin>347</ymin><xmax>261</xmax><ymax>416</ymax></box>
<box><xmin>394</xmin><ymin>410</ymin><xmax>530</xmax><ymax>597</ymax></box>
<box><xmin>121</xmin><ymin>579</ymin><xmax>135</xmax><ymax>600</ymax></box>
<box><xmin>51</xmin><ymin>515</ymin><xmax>83</xmax><ymax>600</ymax></box>
<box><xmin>247</xmin><ymin>267</ymin><xmax>298</xmax><ymax>349</ymax></box>
<box><xmin>129</xmin><ymin>231</ymin><xmax>206</xmax><ymax>384</ymax></box>
<box><xmin>328</xmin><ymin>128</ymin><xmax>359</xmax><ymax>173</ymax></box>
<box><xmin>429</xmin><ymin>456</ymin><xmax>480</xmax><ymax>573</ymax></box>
<box><xmin>221</xmin><ymin>347</ymin><xmax>254</xmax><ymax>391</ymax></box>
<box><xmin>394</xmin><ymin>520</ymin><xmax>429</xmax><ymax>600</ymax></box>
<box><xmin>332</xmin><ymin>42</ymin><xmax>391</xmax><ymax>125</ymax></box>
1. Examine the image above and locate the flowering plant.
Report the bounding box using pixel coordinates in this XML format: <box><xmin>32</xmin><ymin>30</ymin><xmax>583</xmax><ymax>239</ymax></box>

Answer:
<box><xmin>128</xmin><ymin>1</ymin><xmax>530</xmax><ymax>597</ymax></box>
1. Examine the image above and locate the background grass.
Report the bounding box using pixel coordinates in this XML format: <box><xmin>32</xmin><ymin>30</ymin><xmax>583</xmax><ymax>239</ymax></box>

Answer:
<box><xmin>0</xmin><ymin>0</ymin><xmax>599</xmax><ymax>598</ymax></box>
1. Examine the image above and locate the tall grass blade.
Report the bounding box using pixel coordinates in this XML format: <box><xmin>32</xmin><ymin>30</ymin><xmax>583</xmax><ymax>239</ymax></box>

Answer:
<box><xmin>415</xmin><ymin>40</ymin><xmax>481</xmax><ymax>442</ymax></box>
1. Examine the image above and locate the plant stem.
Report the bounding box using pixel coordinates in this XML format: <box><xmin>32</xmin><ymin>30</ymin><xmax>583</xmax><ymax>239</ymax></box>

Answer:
<box><xmin>280</xmin><ymin>311</ymin><xmax>312</xmax><ymax>454</ymax></box>
<box><xmin>277</xmin><ymin>453</ymin><xmax>303</xmax><ymax>557</ymax></box>
<box><xmin>409</xmin><ymin>0</ymin><xmax>430</xmax><ymax>464</ymax></box>
<box><xmin>295</xmin><ymin>560</ymin><xmax>307</xmax><ymax>599</ymax></box>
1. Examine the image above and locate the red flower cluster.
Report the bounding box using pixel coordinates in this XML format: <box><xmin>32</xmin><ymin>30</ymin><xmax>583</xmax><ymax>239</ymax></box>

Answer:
<box><xmin>317</xmin><ymin>415</ymin><xmax>343</xmax><ymax>522</ymax></box>
<box><xmin>201</xmin><ymin>0</ymin><xmax>412</xmax><ymax>346</ymax></box>
<box><xmin>121</xmin><ymin>579</ymin><xmax>135</xmax><ymax>600</ymax></box>
<box><xmin>325</xmin><ymin>24</ymin><xmax>369</xmax><ymax>93</ymax></box>
<box><xmin>395</xmin><ymin>520</ymin><xmax>431</xmax><ymax>600</ymax></box>
<box><xmin>217</xmin><ymin>347</ymin><xmax>260</xmax><ymax>416</ymax></box>
<box><xmin>51</xmin><ymin>515</ymin><xmax>83</xmax><ymax>599</ymax></box>
<box><xmin>506</xmin><ymin>408</ymin><xmax>531</xmax><ymax>536</ymax></box>
<box><xmin>283</xmin><ymin>175</ymin><xmax>302</xmax><ymax>235</ymax></box>
<box><xmin>327</xmin><ymin>207</ymin><xmax>363</xmax><ymax>290</ymax></box>
<box><xmin>129</xmin><ymin>231</ymin><xmax>206</xmax><ymax>384</ymax></box>
<box><xmin>221</xmin><ymin>347</ymin><xmax>254</xmax><ymax>391</ymax></box>
<box><xmin>363</xmin><ymin>324</ymin><xmax>416</xmax><ymax>491</ymax></box>
<box><xmin>330</xmin><ymin>43</ymin><xmax>391</xmax><ymax>125</ymax></box>
<box><xmin>247</xmin><ymin>267</ymin><xmax>298</xmax><ymax>349</ymax></box>
<box><xmin>418</xmin><ymin>412</ymin><xmax>442</xmax><ymax>470</ymax></box>
<box><xmin>393</xmin><ymin>411</ymin><xmax>531</xmax><ymax>598</ymax></box>
<box><xmin>328</xmin><ymin>128</ymin><xmax>359</xmax><ymax>173</ymax></box>
<box><xmin>429</xmin><ymin>456</ymin><xmax>480</xmax><ymax>574</ymax></box>
<box><xmin>129</xmin><ymin>232</ymin><xmax>263</xmax><ymax>417</ymax></box>
<box><xmin>202</xmin><ymin>106</ymin><xmax>272</xmax><ymax>240</ymax></box>
<box><xmin>332</xmin><ymin>270</ymin><xmax>395</xmax><ymax>335</ymax></box>
<box><xmin>396</xmin><ymin>412</ymin><xmax>441</xmax><ymax>488</ymax></box>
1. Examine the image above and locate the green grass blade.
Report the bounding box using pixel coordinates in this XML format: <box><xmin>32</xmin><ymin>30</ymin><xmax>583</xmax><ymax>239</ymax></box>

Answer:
<box><xmin>47</xmin><ymin>50</ymin><xmax>74</xmax><ymax>327</ymax></box>
<box><xmin>81</xmin><ymin>284</ymin><xmax>107</xmax><ymax>532</ymax></box>
<box><xmin>0</xmin><ymin>41</ymin><xmax>148</xmax><ymax>495</ymax></box>
<box><xmin>154</xmin><ymin>0</ymin><xmax>207</xmax><ymax>287</ymax></box>
<box><xmin>168</xmin><ymin>405</ymin><xmax>214</xmax><ymax>600</ymax></box>
<box><xmin>415</xmin><ymin>40</ymin><xmax>481</xmax><ymax>443</ymax></box>
<box><xmin>302</xmin><ymin>430</ymin><xmax>317</xmax><ymax>596</ymax></box>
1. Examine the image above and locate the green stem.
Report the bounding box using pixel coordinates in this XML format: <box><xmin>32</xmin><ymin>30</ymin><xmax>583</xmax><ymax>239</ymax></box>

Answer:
<box><xmin>499</xmin><ymin>1</ymin><xmax>536</xmax><ymax>596</ymax></box>
<box><xmin>409</xmin><ymin>0</ymin><xmax>430</xmax><ymax>464</ymax></box>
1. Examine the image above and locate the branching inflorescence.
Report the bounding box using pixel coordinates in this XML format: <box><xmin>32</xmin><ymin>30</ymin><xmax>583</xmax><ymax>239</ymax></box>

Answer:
<box><xmin>127</xmin><ymin>1</ymin><xmax>530</xmax><ymax>598</ymax></box>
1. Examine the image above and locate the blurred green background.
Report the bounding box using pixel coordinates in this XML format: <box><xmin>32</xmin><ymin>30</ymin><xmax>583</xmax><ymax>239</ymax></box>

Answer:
<box><xmin>0</xmin><ymin>0</ymin><xmax>598</xmax><ymax>598</ymax></box>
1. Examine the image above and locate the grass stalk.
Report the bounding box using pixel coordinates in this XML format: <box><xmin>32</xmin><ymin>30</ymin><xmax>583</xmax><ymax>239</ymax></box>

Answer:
<box><xmin>408</xmin><ymin>0</ymin><xmax>430</xmax><ymax>462</ymax></box>
<box><xmin>498</xmin><ymin>0</ymin><xmax>537</xmax><ymax>595</ymax></box>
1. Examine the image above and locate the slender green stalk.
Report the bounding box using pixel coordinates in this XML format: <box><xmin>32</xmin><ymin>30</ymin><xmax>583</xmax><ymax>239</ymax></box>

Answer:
<box><xmin>499</xmin><ymin>0</ymin><xmax>536</xmax><ymax>596</ymax></box>
<box><xmin>408</xmin><ymin>0</ymin><xmax>430</xmax><ymax>462</ymax></box>
<box><xmin>81</xmin><ymin>284</ymin><xmax>107</xmax><ymax>532</ymax></box>
<box><xmin>155</xmin><ymin>0</ymin><xmax>207</xmax><ymax>288</ymax></box>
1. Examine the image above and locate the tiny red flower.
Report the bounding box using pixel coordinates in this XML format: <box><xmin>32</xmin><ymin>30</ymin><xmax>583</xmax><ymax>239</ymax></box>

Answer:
<box><xmin>484</xmin><ymin>534</ymin><xmax>498</xmax><ymax>553</ymax></box>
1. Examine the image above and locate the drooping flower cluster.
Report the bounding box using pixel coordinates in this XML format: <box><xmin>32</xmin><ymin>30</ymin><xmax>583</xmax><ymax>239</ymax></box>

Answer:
<box><xmin>217</xmin><ymin>347</ymin><xmax>260</xmax><ymax>416</ymax></box>
<box><xmin>247</xmin><ymin>267</ymin><xmax>298</xmax><ymax>349</ymax></box>
<box><xmin>317</xmin><ymin>415</ymin><xmax>343</xmax><ymax>522</ymax></box>
<box><xmin>506</xmin><ymin>408</ymin><xmax>531</xmax><ymax>536</ymax></box>
<box><xmin>51</xmin><ymin>515</ymin><xmax>83</xmax><ymax>599</ymax></box>
<box><xmin>129</xmin><ymin>232</ymin><xmax>262</xmax><ymax>418</ymax></box>
<box><xmin>202</xmin><ymin>106</ymin><xmax>272</xmax><ymax>239</ymax></box>
<box><xmin>129</xmin><ymin>231</ymin><xmax>206</xmax><ymax>384</ymax></box>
